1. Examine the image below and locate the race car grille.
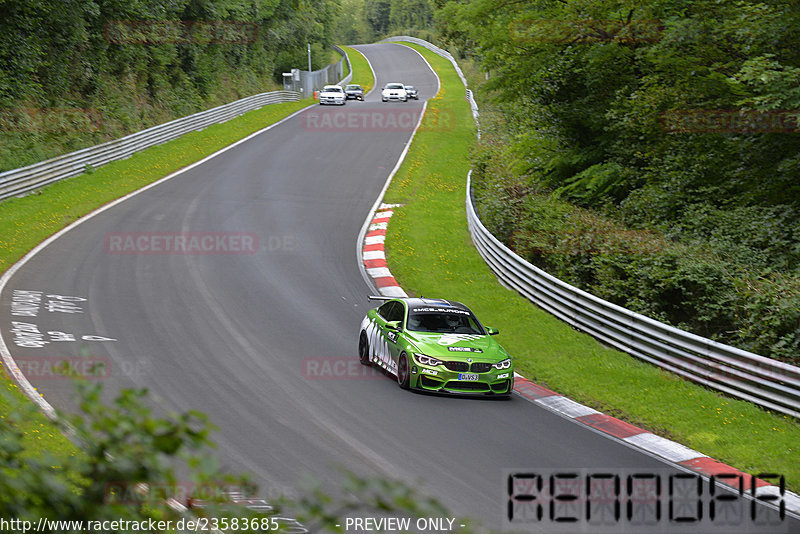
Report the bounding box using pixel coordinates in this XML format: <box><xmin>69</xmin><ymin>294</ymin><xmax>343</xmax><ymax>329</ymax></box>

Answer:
<box><xmin>470</xmin><ymin>362</ymin><xmax>493</xmax><ymax>373</ymax></box>
<box><xmin>443</xmin><ymin>361</ymin><xmax>469</xmax><ymax>372</ymax></box>
<box><xmin>445</xmin><ymin>381</ymin><xmax>490</xmax><ymax>392</ymax></box>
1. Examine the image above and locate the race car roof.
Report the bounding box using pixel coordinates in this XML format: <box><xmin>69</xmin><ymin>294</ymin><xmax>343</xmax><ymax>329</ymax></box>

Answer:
<box><xmin>403</xmin><ymin>298</ymin><xmax>471</xmax><ymax>314</ymax></box>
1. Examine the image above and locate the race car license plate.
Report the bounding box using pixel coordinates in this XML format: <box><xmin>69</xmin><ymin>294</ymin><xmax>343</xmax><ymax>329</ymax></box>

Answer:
<box><xmin>458</xmin><ymin>373</ymin><xmax>479</xmax><ymax>381</ymax></box>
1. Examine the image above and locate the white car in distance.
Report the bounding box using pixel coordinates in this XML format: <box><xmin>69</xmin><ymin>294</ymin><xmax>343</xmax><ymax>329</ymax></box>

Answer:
<box><xmin>381</xmin><ymin>82</ymin><xmax>408</xmax><ymax>102</ymax></box>
<box><xmin>318</xmin><ymin>85</ymin><xmax>346</xmax><ymax>105</ymax></box>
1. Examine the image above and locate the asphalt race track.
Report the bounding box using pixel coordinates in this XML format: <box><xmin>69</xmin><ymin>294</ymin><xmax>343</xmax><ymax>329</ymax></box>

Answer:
<box><xmin>1</xmin><ymin>43</ymin><xmax>796</xmax><ymax>533</ymax></box>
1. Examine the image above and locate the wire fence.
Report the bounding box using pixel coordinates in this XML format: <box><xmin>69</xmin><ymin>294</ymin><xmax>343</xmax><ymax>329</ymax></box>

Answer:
<box><xmin>282</xmin><ymin>45</ymin><xmax>352</xmax><ymax>96</ymax></box>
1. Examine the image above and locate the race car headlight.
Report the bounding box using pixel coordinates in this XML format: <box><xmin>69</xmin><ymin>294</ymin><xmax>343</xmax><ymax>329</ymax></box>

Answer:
<box><xmin>413</xmin><ymin>353</ymin><xmax>442</xmax><ymax>367</ymax></box>
<box><xmin>492</xmin><ymin>358</ymin><xmax>512</xmax><ymax>370</ymax></box>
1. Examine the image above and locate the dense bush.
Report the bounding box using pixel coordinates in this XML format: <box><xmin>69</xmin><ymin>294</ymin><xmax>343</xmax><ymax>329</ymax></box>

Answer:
<box><xmin>473</xmin><ymin>142</ymin><xmax>800</xmax><ymax>362</ymax></box>
<box><xmin>0</xmin><ymin>0</ymin><xmax>342</xmax><ymax>171</ymax></box>
<box><xmin>0</xmin><ymin>381</ymin><xmax>456</xmax><ymax>529</ymax></box>
<box><xmin>442</xmin><ymin>0</ymin><xmax>800</xmax><ymax>363</ymax></box>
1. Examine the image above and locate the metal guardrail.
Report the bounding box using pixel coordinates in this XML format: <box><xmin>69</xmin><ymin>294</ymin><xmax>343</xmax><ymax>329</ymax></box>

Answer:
<box><xmin>335</xmin><ymin>45</ymin><xmax>353</xmax><ymax>87</ymax></box>
<box><xmin>0</xmin><ymin>91</ymin><xmax>300</xmax><ymax>201</ymax></box>
<box><xmin>466</xmin><ymin>174</ymin><xmax>800</xmax><ymax>418</ymax></box>
<box><xmin>385</xmin><ymin>35</ymin><xmax>800</xmax><ymax>418</ymax></box>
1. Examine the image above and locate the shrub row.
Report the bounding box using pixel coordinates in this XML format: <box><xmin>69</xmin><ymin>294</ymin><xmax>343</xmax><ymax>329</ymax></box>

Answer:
<box><xmin>472</xmin><ymin>140</ymin><xmax>800</xmax><ymax>364</ymax></box>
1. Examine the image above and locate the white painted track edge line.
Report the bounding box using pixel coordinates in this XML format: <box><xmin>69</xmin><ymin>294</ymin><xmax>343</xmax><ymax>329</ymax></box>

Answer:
<box><xmin>0</xmin><ymin>102</ymin><xmax>316</xmax><ymax>421</ymax></box>
<box><xmin>355</xmin><ymin>103</ymin><xmax>427</xmax><ymax>296</ymax></box>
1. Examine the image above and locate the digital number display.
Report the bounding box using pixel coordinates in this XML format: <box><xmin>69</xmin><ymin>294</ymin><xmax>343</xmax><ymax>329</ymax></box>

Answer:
<box><xmin>504</xmin><ymin>469</ymin><xmax>788</xmax><ymax>533</ymax></box>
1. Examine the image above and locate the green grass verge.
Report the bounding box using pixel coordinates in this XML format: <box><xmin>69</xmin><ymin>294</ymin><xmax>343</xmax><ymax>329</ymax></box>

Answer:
<box><xmin>340</xmin><ymin>46</ymin><xmax>374</xmax><ymax>94</ymax></box>
<box><xmin>0</xmin><ymin>374</ymin><xmax>77</xmax><ymax>461</ymax></box>
<box><xmin>383</xmin><ymin>43</ymin><xmax>800</xmax><ymax>489</ymax></box>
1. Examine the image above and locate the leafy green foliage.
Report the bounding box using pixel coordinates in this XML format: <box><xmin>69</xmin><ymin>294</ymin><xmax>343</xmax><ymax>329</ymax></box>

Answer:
<box><xmin>0</xmin><ymin>382</ymin><xmax>239</xmax><ymax>523</ymax></box>
<box><xmin>0</xmin><ymin>0</ymin><xmax>342</xmax><ymax>171</ymax></box>
<box><xmin>439</xmin><ymin>0</ymin><xmax>800</xmax><ymax>362</ymax></box>
<box><xmin>1</xmin><ymin>381</ymin><xmax>468</xmax><ymax>530</ymax></box>
<box><xmin>334</xmin><ymin>0</ymin><xmax>436</xmax><ymax>43</ymax></box>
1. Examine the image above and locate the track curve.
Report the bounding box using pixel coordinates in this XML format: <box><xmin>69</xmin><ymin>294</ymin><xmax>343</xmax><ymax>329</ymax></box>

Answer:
<box><xmin>1</xmin><ymin>43</ymin><xmax>793</xmax><ymax>532</ymax></box>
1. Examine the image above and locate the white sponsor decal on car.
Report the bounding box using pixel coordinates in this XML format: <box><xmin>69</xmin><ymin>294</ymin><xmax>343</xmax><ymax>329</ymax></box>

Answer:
<box><xmin>364</xmin><ymin>318</ymin><xmax>396</xmax><ymax>374</ymax></box>
<box><xmin>412</xmin><ymin>307</ymin><xmax>470</xmax><ymax>315</ymax></box>
<box><xmin>447</xmin><ymin>346</ymin><xmax>483</xmax><ymax>352</ymax></box>
<box><xmin>437</xmin><ymin>334</ymin><xmax>482</xmax><ymax>346</ymax></box>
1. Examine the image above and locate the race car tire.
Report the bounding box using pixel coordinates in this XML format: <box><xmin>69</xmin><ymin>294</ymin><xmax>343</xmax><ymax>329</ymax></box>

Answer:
<box><xmin>397</xmin><ymin>353</ymin><xmax>411</xmax><ymax>389</ymax></box>
<box><xmin>359</xmin><ymin>331</ymin><xmax>371</xmax><ymax>366</ymax></box>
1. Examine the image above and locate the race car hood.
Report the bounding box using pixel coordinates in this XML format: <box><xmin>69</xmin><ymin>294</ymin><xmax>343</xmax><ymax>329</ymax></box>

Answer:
<box><xmin>405</xmin><ymin>331</ymin><xmax>506</xmax><ymax>361</ymax></box>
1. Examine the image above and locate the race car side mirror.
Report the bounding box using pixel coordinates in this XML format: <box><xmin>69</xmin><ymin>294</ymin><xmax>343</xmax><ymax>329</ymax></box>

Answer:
<box><xmin>386</xmin><ymin>321</ymin><xmax>401</xmax><ymax>331</ymax></box>
<box><xmin>485</xmin><ymin>326</ymin><xmax>500</xmax><ymax>335</ymax></box>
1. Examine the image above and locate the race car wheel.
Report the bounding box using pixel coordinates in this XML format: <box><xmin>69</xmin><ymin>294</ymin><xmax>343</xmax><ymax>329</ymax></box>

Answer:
<box><xmin>359</xmin><ymin>331</ymin><xmax>371</xmax><ymax>366</ymax></box>
<box><xmin>397</xmin><ymin>353</ymin><xmax>411</xmax><ymax>389</ymax></box>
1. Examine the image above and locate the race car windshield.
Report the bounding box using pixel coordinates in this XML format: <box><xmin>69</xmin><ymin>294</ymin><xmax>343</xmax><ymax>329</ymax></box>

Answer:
<box><xmin>407</xmin><ymin>310</ymin><xmax>485</xmax><ymax>335</ymax></box>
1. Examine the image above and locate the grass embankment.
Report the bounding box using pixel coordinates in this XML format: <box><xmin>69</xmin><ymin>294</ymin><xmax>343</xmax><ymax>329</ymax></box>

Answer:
<box><xmin>382</xmin><ymin>43</ymin><xmax>800</xmax><ymax>489</ymax></box>
<box><xmin>339</xmin><ymin>46</ymin><xmax>374</xmax><ymax>94</ymax></box>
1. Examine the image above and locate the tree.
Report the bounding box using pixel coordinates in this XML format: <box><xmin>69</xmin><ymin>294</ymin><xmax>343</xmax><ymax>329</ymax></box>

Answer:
<box><xmin>364</xmin><ymin>0</ymin><xmax>391</xmax><ymax>36</ymax></box>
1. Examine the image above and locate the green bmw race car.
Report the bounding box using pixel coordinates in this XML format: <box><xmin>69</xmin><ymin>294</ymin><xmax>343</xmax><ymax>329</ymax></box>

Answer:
<box><xmin>359</xmin><ymin>297</ymin><xmax>514</xmax><ymax>396</ymax></box>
